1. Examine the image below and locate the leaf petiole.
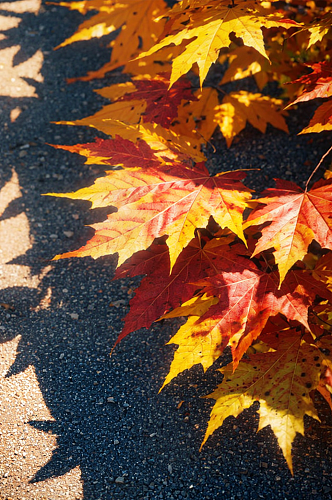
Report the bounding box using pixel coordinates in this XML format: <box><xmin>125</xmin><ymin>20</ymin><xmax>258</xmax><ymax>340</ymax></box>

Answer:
<box><xmin>305</xmin><ymin>144</ymin><xmax>332</xmax><ymax>191</ymax></box>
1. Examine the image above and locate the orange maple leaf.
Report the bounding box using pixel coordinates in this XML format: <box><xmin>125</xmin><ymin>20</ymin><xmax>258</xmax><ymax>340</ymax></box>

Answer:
<box><xmin>50</xmin><ymin>163</ymin><xmax>252</xmax><ymax>269</ymax></box>
<box><xmin>214</xmin><ymin>91</ymin><xmax>288</xmax><ymax>147</ymax></box>
<box><xmin>245</xmin><ymin>177</ymin><xmax>332</xmax><ymax>285</ymax></box>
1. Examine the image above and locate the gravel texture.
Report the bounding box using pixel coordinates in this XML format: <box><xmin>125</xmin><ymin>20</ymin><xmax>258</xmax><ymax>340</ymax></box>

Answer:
<box><xmin>0</xmin><ymin>1</ymin><xmax>332</xmax><ymax>499</ymax></box>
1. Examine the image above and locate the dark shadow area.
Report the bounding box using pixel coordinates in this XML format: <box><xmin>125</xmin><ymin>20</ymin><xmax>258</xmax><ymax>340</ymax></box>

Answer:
<box><xmin>0</xmin><ymin>2</ymin><xmax>332</xmax><ymax>500</ymax></box>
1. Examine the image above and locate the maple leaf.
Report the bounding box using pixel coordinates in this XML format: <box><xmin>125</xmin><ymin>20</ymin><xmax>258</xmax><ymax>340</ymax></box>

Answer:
<box><xmin>245</xmin><ymin>177</ymin><xmax>332</xmax><ymax>285</ymax></box>
<box><xmin>113</xmin><ymin>234</ymin><xmax>232</xmax><ymax>345</ymax></box>
<box><xmin>116</xmin><ymin>74</ymin><xmax>197</xmax><ymax>128</ymax></box>
<box><xmin>220</xmin><ymin>46</ymin><xmax>269</xmax><ymax>90</ymax></box>
<box><xmin>299</xmin><ymin>99</ymin><xmax>332</xmax><ymax>134</ymax></box>
<box><xmin>171</xmin><ymin>87</ymin><xmax>220</xmax><ymax>144</ymax></box>
<box><xmin>56</xmin><ymin>97</ymin><xmax>206</xmax><ymax>162</ymax></box>
<box><xmin>202</xmin><ymin>332</ymin><xmax>331</xmax><ymax>473</ymax></box>
<box><xmin>138</xmin><ymin>0</ymin><xmax>300</xmax><ymax>87</ymax></box>
<box><xmin>57</xmin><ymin>0</ymin><xmax>169</xmax><ymax>82</ymax></box>
<box><xmin>306</xmin><ymin>12</ymin><xmax>332</xmax><ymax>49</ymax></box>
<box><xmin>51</xmin><ymin>164</ymin><xmax>252</xmax><ymax>269</ymax></box>
<box><xmin>51</xmin><ymin>136</ymin><xmax>161</xmax><ymax>168</ymax></box>
<box><xmin>213</xmin><ymin>91</ymin><xmax>288</xmax><ymax>147</ymax></box>
<box><xmin>97</xmin><ymin>75</ymin><xmax>196</xmax><ymax>128</ymax></box>
<box><xmin>286</xmin><ymin>61</ymin><xmax>332</xmax><ymax>107</ymax></box>
<box><xmin>160</xmin><ymin>242</ymin><xmax>332</xmax><ymax>387</ymax></box>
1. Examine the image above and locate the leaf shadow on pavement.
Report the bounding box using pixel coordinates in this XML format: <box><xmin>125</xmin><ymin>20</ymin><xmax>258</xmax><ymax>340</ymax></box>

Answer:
<box><xmin>1</xmin><ymin>2</ymin><xmax>332</xmax><ymax>500</ymax></box>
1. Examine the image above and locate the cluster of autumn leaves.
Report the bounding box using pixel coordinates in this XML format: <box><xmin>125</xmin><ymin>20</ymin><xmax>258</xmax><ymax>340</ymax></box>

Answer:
<box><xmin>50</xmin><ymin>0</ymin><xmax>332</xmax><ymax>472</ymax></box>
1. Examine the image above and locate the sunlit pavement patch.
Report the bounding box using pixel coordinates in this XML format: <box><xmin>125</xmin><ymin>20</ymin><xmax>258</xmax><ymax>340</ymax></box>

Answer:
<box><xmin>0</xmin><ymin>166</ymin><xmax>82</xmax><ymax>497</ymax></box>
<box><xmin>0</xmin><ymin>336</ymin><xmax>83</xmax><ymax>499</ymax></box>
<box><xmin>0</xmin><ymin>169</ymin><xmax>50</xmax><ymax>290</ymax></box>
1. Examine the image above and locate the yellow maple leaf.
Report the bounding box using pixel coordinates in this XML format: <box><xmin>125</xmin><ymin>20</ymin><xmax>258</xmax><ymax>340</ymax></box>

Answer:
<box><xmin>306</xmin><ymin>12</ymin><xmax>332</xmax><ymax>49</ymax></box>
<box><xmin>159</xmin><ymin>298</ymin><xmax>221</xmax><ymax>391</ymax></box>
<box><xmin>214</xmin><ymin>91</ymin><xmax>288</xmax><ymax>147</ymax></box>
<box><xmin>171</xmin><ymin>87</ymin><xmax>219</xmax><ymax>144</ymax></box>
<box><xmin>220</xmin><ymin>46</ymin><xmax>268</xmax><ymax>90</ymax></box>
<box><xmin>139</xmin><ymin>0</ymin><xmax>300</xmax><ymax>87</ymax></box>
<box><xmin>56</xmin><ymin>0</ymin><xmax>169</xmax><ymax>81</ymax></box>
<box><xmin>123</xmin><ymin>45</ymin><xmax>184</xmax><ymax>79</ymax></box>
<box><xmin>202</xmin><ymin>334</ymin><xmax>326</xmax><ymax>473</ymax></box>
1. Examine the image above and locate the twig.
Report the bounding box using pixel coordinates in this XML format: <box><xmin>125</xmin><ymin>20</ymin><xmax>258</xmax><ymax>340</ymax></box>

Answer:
<box><xmin>305</xmin><ymin>144</ymin><xmax>332</xmax><ymax>191</ymax></box>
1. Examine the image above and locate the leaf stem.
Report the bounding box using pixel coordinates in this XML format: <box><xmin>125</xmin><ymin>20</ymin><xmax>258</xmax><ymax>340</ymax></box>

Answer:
<box><xmin>311</xmin><ymin>310</ymin><xmax>332</xmax><ymax>329</ymax></box>
<box><xmin>210</xmin><ymin>84</ymin><xmax>226</xmax><ymax>95</ymax></box>
<box><xmin>305</xmin><ymin>144</ymin><xmax>332</xmax><ymax>191</ymax></box>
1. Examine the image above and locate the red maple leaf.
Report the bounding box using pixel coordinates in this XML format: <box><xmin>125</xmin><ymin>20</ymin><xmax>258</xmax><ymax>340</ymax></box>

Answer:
<box><xmin>194</xmin><ymin>243</ymin><xmax>332</xmax><ymax>369</ymax></box>
<box><xmin>287</xmin><ymin>61</ymin><xmax>332</xmax><ymax>106</ymax></box>
<box><xmin>51</xmin><ymin>135</ymin><xmax>161</xmax><ymax>168</ymax></box>
<box><xmin>113</xmin><ymin>234</ymin><xmax>235</xmax><ymax>345</ymax></box>
<box><xmin>119</xmin><ymin>74</ymin><xmax>197</xmax><ymax>127</ymax></box>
